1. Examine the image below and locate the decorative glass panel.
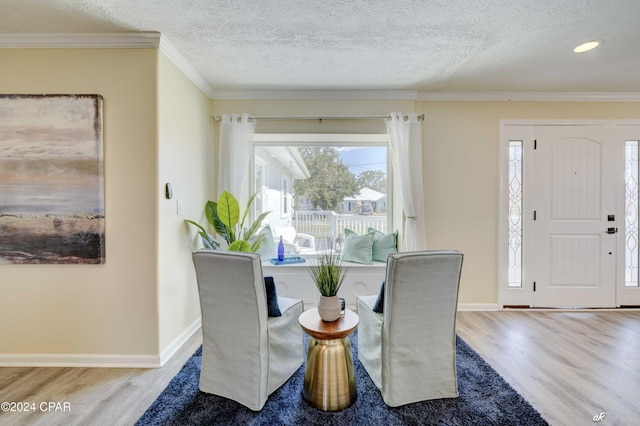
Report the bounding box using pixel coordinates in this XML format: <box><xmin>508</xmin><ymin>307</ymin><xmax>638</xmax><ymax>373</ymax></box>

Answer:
<box><xmin>625</xmin><ymin>140</ymin><xmax>639</xmax><ymax>287</ymax></box>
<box><xmin>508</xmin><ymin>141</ymin><xmax>523</xmax><ymax>287</ymax></box>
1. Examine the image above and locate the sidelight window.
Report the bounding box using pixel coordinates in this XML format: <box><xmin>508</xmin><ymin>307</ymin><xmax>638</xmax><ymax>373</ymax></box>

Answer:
<box><xmin>508</xmin><ymin>140</ymin><xmax>523</xmax><ymax>287</ymax></box>
<box><xmin>625</xmin><ymin>140</ymin><xmax>639</xmax><ymax>287</ymax></box>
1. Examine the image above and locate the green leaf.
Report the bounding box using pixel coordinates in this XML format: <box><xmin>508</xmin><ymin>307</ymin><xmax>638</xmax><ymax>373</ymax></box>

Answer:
<box><xmin>228</xmin><ymin>240</ymin><xmax>252</xmax><ymax>252</ymax></box>
<box><xmin>218</xmin><ymin>191</ymin><xmax>240</xmax><ymax>229</ymax></box>
<box><xmin>244</xmin><ymin>210</ymin><xmax>272</xmax><ymax>240</ymax></box>
<box><xmin>306</xmin><ymin>253</ymin><xmax>346</xmax><ymax>296</ymax></box>
<box><xmin>205</xmin><ymin>201</ymin><xmax>217</xmax><ymax>227</ymax></box>
<box><xmin>200</xmin><ymin>232</ymin><xmax>219</xmax><ymax>249</ymax></box>
<box><xmin>184</xmin><ymin>219</ymin><xmax>206</xmax><ymax>234</ymax></box>
<box><xmin>249</xmin><ymin>233</ymin><xmax>265</xmax><ymax>252</ymax></box>
<box><xmin>184</xmin><ymin>219</ymin><xmax>220</xmax><ymax>249</ymax></box>
<box><xmin>206</xmin><ymin>201</ymin><xmax>230</xmax><ymax>243</ymax></box>
<box><xmin>239</xmin><ymin>192</ymin><xmax>258</xmax><ymax>231</ymax></box>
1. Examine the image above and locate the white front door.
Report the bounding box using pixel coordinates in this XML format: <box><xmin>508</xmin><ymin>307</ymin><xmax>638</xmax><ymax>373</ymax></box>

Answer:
<box><xmin>532</xmin><ymin>126</ymin><xmax>620</xmax><ymax>307</ymax></box>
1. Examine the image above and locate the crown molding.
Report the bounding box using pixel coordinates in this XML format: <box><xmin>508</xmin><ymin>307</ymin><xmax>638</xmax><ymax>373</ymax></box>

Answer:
<box><xmin>0</xmin><ymin>32</ymin><xmax>215</xmax><ymax>98</ymax></box>
<box><xmin>158</xmin><ymin>35</ymin><xmax>215</xmax><ymax>98</ymax></box>
<box><xmin>211</xmin><ymin>89</ymin><xmax>640</xmax><ymax>102</ymax></box>
<box><xmin>209</xmin><ymin>90</ymin><xmax>419</xmax><ymax>100</ymax></box>
<box><xmin>417</xmin><ymin>91</ymin><xmax>640</xmax><ymax>102</ymax></box>
<box><xmin>0</xmin><ymin>32</ymin><xmax>162</xmax><ymax>48</ymax></box>
<box><xmin>2</xmin><ymin>34</ymin><xmax>638</xmax><ymax>102</ymax></box>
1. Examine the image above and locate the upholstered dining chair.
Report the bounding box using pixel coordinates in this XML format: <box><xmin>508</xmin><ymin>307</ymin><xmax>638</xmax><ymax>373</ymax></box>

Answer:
<box><xmin>356</xmin><ymin>250</ymin><xmax>463</xmax><ymax>407</ymax></box>
<box><xmin>192</xmin><ymin>250</ymin><xmax>304</xmax><ymax>411</ymax></box>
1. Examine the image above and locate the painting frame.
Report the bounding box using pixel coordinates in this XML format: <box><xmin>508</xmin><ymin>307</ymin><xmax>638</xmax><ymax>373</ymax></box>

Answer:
<box><xmin>0</xmin><ymin>94</ymin><xmax>105</xmax><ymax>264</ymax></box>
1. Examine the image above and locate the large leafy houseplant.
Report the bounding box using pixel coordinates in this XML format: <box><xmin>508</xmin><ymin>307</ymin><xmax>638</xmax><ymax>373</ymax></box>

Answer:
<box><xmin>185</xmin><ymin>190</ymin><xmax>271</xmax><ymax>252</ymax></box>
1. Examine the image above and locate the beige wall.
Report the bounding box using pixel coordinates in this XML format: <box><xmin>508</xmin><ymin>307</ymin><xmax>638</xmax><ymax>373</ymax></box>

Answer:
<box><xmin>0</xmin><ymin>49</ymin><xmax>159</xmax><ymax>355</ymax></box>
<box><xmin>212</xmin><ymin>98</ymin><xmax>640</xmax><ymax>305</ymax></box>
<box><xmin>157</xmin><ymin>53</ymin><xmax>212</xmax><ymax>351</ymax></box>
<box><xmin>0</xmin><ymin>48</ymin><xmax>211</xmax><ymax>360</ymax></box>
<box><xmin>422</xmin><ymin>101</ymin><xmax>640</xmax><ymax>304</ymax></box>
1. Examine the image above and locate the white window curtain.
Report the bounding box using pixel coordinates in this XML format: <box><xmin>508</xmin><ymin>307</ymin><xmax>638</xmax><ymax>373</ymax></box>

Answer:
<box><xmin>217</xmin><ymin>113</ymin><xmax>256</xmax><ymax>203</ymax></box>
<box><xmin>386</xmin><ymin>112</ymin><xmax>426</xmax><ymax>251</ymax></box>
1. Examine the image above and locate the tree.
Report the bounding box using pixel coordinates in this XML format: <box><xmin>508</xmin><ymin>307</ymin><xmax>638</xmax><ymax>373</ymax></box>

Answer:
<box><xmin>294</xmin><ymin>147</ymin><xmax>359</xmax><ymax>211</ymax></box>
<box><xmin>356</xmin><ymin>170</ymin><xmax>387</xmax><ymax>193</ymax></box>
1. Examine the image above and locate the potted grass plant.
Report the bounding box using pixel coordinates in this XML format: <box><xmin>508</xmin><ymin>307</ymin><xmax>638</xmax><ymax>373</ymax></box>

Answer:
<box><xmin>306</xmin><ymin>253</ymin><xmax>346</xmax><ymax>321</ymax></box>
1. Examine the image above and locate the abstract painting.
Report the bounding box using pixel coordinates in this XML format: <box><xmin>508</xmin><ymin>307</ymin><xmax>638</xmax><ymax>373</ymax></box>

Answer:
<box><xmin>0</xmin><ymin>94</ymin><xmax>105</xmax><ymax>264</ymax></box>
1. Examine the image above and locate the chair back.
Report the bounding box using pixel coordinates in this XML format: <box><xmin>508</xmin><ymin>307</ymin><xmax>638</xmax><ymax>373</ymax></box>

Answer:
<box><xmin>192</xmin><ymin>250</ymin><xmax>269</xmax><ymax>330</ymax></box>
<box><xmin>192</xmin><ymin>250</ymin><xmax>270</xmax><ymax>405</ymax></box>
<box><xmin>381</xmin><ymin>250</ymin><xmax>463</xmax><ymax>402</ymax></box>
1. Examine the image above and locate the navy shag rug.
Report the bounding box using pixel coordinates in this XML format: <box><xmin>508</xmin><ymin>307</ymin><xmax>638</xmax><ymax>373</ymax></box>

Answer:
<box><xmin>136</xmin><ymin>333</ymin><xmax>548</xmax><ymax>425</ymax></box>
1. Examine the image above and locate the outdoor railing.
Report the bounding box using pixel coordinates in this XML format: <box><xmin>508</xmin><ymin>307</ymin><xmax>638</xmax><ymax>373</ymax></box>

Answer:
<box><xmin>293</xmin><ymin>210</ymin><xmax>387</xmax><ymax>252</ymax></box>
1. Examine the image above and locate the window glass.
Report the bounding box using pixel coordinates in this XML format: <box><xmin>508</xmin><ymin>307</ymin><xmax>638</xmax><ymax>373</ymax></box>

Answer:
<box><xmin>253</xmin><ymin>135</ymin><xmax>389</xmax><ymax>255</ymax></box>
<box><xmin>626</xmin><ymin>140</ymin><xmax>639</xmax><ymax>287</ymax></box>
<box><xmin>508</xmin><ymin>140</ymin><xmax>523</xmax><ymax>287</ymax></box>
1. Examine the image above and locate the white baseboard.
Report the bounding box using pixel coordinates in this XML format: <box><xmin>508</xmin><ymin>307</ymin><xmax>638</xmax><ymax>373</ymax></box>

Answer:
<box><xmin>0</xmin><ymin>317</ymin><xmax>202</xmax><ymax>368</ymax></box>
<box><xmin>457</xmin><ymin>303</ymin><xmax>500</xmax><ymax>311</ymax></box>
<box><xmin>0</xmin><ymin>352</ymin><xmax>162</xmax><ymax>368</ymax></box>
<box><xmin>159</xmin><ymin>317</ymin><xmax>201</xmax><ymax>367</ymax></box>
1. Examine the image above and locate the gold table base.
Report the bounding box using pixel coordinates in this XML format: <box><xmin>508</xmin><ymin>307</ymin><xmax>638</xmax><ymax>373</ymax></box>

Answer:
<box><xmin>303</xmin><ymin>336</ymin><xmax>357</xmax><ymax>411</ymax></box>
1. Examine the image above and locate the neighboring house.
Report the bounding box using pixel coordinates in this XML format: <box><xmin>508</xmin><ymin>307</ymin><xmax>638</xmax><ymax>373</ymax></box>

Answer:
<box><xmin>254</xmin><ymin>146</ymin><xmax>310</xmax><ymax>230</ymax></box>
<box><xmin>343</xmin><ymin>187</ymin><xmax>387</xmax><ymax>214</ymax></box>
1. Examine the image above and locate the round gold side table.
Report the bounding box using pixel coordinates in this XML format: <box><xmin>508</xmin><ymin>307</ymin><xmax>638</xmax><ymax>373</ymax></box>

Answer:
<box><xmin>298</xmin><ymin>307</ymin><xmax>359</xmax><ymax>411</ymax></box>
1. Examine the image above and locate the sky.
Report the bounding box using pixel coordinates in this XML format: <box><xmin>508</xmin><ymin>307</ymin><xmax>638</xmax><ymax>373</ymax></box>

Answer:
<box><xmin>338</xmin><ymin>146</ymin><xmax>387</xmax><ymax>174</ymax></box>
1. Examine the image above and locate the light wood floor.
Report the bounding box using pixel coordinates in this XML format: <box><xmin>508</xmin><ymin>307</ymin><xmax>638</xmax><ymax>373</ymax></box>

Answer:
<box><xmin>456</xmin><ymin>310</ymin><xmax>640</xmax><ymax>426</ymax></box>
<box><xmin>1</xmin><ymin>310</ymin><xmax>639</xmax><ymax>426</ymax></box>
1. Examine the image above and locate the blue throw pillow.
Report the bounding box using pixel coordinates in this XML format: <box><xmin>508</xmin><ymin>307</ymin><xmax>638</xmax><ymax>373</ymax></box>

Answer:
<box><xmin>373</xmin><ymin>281</ymin><xmax>385</xmax><ymax>313</ymax></box>
<box><xmin>341</xmin><ymin>228</ymin><xmax>375</xmax><ymax>264</ymax></box>
<box><xmin>263</xmin><ymin>276</ymin><xmax>281</xmax><ymax>317</ymax></box>
<box><xmin>369</xmin><ymin>228</ymin><xmax>398</xmax><ymax>262</ymax></box>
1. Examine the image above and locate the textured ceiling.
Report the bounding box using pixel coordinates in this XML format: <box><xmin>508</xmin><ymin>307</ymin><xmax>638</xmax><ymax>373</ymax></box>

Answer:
<box><xmin>1</xmin><ymin>0</ymin><xmax>640</xmax><ymax>94</ymax></box>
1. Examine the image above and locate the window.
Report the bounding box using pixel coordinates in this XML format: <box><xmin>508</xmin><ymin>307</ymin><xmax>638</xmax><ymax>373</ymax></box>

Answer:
<box><xmin>626</xmin><ymin>140</ymin><xmax>639</xmax><ymax>287</ymax></box>
<box><xmin>252</xmin><ymin>134</ymin><xmax>390</xmax><ymax>254</ymax></box>
<box><xmin>508</xmin><ymin>140</ymin><xmax>523</xmax><ymax>287</ymax></box>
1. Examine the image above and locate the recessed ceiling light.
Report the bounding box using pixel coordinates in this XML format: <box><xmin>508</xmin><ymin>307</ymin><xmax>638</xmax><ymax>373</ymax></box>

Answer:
<box><xmin>573</xmin><ymin>40</ymin><xmax>603</xmax><ymax>53</ymax></box>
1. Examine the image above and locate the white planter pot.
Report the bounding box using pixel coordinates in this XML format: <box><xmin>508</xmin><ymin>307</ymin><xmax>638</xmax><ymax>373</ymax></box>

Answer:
<box><xmin>317</xmin><ymin>295</ymin><xmax>341</xmax><ymax>322</ymax></box>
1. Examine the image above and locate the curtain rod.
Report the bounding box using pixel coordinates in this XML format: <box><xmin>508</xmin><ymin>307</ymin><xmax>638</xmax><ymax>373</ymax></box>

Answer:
<box><xmin>214</xmin><ymin>114</ymin><xmax>425</xmax><ymax>122</ymax></box>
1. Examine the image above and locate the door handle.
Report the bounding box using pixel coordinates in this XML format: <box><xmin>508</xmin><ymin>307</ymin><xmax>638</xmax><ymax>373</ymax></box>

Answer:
<box><xmin>606</xmin><ymin>227</ymin><xmax>618</xmax><ymax>234</ymax></box>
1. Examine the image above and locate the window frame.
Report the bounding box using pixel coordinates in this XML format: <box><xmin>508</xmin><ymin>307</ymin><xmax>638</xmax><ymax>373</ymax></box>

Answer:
<box><xmin>251</xmin><ymin>133</ymin><xmax>394</xmax><ymax>250</ymax></box>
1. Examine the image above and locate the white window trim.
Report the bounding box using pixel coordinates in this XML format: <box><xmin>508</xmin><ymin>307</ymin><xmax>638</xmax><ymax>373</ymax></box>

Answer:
<box><xmin>251</xmin><ymin>132</ymin><xmax>395</xmax><ymax>238</ymax></box>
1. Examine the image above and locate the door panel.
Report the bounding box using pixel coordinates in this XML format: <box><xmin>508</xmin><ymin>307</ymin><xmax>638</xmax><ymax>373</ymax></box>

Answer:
<box><xmin>550</xmin><ymin>235</ymin><xmax>600</xmax><ymax>287</ymax></box>
<box><xmin>533</xmin><ymin>126</ymin><xmax>618</xmax><ymax>307</ymax></box>
<box><xmin>550</xmin><ymin>138</ymin><xmax>600</xmax><ymax>220</ymax></box>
